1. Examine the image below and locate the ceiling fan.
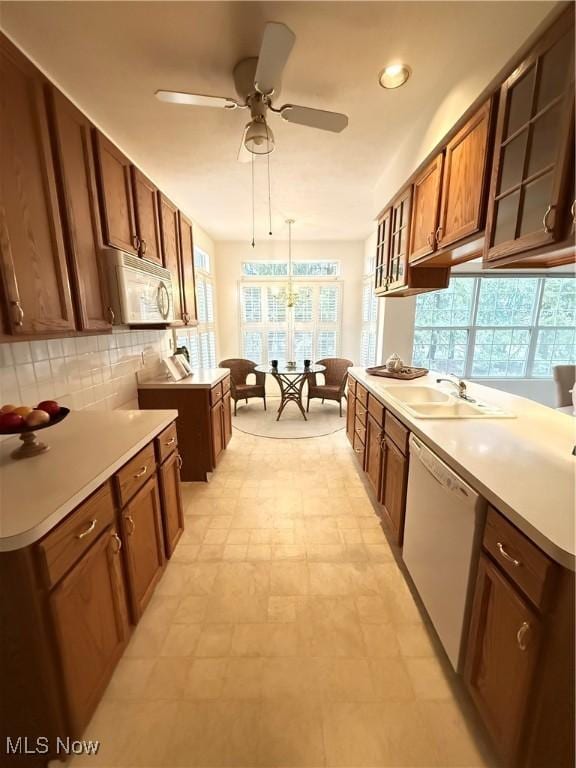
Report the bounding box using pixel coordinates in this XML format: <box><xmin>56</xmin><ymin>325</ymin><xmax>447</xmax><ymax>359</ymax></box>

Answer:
<box><xmin>155</xmin><ymin>21</ymin><xmax>349</xmax><ymax>161</ymax></box>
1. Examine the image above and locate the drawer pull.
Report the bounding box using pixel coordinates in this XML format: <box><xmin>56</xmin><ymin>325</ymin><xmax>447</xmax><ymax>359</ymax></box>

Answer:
<box><xmin>517</xmin><ymin>621</ymin><xmax>530</xmax><ymax>651</ymax></box>
<box><xmin>76</xmin><ymin>519</ymin><xmax>97</xmax><ymax>540</ymax></box>
<box><xmin>111</xmin><ymin>532</ymin><xmax>122</xmax><ymax>553</ymax></box>
<box><xmin>133</xmin><ymin>465</ymin><xmax>148</xmax><ymax>479</ymax></box>
<box><xmin>177</xmin><ymin>454</ymin><xmax>183</xmax><ymax>470</ymax></box>
<box><xmin>497</xmin><ymin>542</ymin><xmax>521</xmax><ymax>567</ymax></box>
<box><xmin>165</xmin><ymin>437</ymin><xmax>176</xmax><ymax>446</ymax></box>
<box><xmin>125</xmin><ymin>515</ymin><xmax>136</xmax><ymax>535</ymax></box>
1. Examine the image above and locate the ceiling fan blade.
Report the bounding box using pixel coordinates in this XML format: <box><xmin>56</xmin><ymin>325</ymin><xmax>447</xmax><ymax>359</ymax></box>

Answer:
<box><xmin>237</xmin><ymin>125</ymin><xmax>252</xmax><ymax>163</ymax></box>
<box><xmin>279</xmin><ymin>104</ymin><xmax>349</xmax><ymax>132</ymax></box>
<box><xmin>254</xmin><ymin>22</ymin><xmax>296</xmax><ymax>95</ymax></box>
<box><xmin>155</xmin><ymin>90</ymin><xmax>239</xmax><ymax>109</ymax></box>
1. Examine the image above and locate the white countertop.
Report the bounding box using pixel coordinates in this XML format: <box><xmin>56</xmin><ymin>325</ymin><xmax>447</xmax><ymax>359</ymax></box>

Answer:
<box><xmin>138</xmin><ymin>368</ymin><xmax>229</xmax><ymax>389</ymax></box>
<box><xmin>0</xmin><ymin>409</ymin><xmax>177</xmax><ymax>552</ymax></box>
<box><xmin>349</xmin><ymin>368</ymin><xmax>576</xmax><ymax>570</ymax></box>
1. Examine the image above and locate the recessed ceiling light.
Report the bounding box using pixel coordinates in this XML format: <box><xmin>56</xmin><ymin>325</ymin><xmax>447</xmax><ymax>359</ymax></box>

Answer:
<box><xmin>379</xmin><ymin>64</ymin><xmax>411</xmax><ymax>89</ymax></box>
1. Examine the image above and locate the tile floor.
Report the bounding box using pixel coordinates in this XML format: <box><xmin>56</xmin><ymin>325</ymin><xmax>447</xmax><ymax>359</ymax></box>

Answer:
<box><xmin>72</xmin><ymin>429</ymin><xmax>495</xmax><ymax>768</ymax></box>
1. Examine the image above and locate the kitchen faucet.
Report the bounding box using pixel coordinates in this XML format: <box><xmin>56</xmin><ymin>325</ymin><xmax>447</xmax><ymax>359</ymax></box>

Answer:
<box><xmin>436</xmin><ymin>376</ymin><xmax>476</xmax><ymax>402</ymax></box>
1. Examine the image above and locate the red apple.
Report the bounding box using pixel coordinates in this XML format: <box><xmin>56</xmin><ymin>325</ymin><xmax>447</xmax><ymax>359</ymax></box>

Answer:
<box><xmin>0</xmin><ymin>412</ymin><xmax>24</xmax><ymax>430</ymax></box>
<box><xmin>37</xmin><ymin>400</ymin><xmax>60</xmax><ymax>417</ymax></box>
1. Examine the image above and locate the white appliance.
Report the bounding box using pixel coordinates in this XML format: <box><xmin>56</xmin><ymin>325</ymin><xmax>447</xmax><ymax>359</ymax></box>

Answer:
<box><xmin>402</xmin><ymin>435</ymin><xmax>486</xmax><ymax>670</ymax></box>
<box><xmin>103</xmin><ymin>249</ymin><xmax>174</xmax><ymax>325</ymax></box>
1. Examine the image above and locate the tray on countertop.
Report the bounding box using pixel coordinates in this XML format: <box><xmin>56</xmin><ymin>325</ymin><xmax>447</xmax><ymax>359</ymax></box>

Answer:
<box><xmin>365</xmin><ymin>366</ymin><xmax>429</xmax><ymax>380</ymax></box>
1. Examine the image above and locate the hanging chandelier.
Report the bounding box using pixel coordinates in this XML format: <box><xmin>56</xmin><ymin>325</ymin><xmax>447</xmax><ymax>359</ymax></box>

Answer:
<box><xmin>284</xmin><ymin>219</ymin><xmax>299</xmax><ymax>308</ymax></box>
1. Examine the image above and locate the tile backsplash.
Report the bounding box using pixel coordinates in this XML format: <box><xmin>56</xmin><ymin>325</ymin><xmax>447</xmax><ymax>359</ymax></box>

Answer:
<box><xmin>0</xmin><ymin>329</ymin><xmax>174</xmax><ymax>412</ymax></box>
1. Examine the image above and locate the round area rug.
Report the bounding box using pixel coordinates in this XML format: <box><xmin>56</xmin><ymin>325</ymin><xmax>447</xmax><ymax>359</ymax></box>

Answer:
<box><xmin>232</xmin><ymin>397</ymin><xmax>347</xmax><ymax>439</ymax></box>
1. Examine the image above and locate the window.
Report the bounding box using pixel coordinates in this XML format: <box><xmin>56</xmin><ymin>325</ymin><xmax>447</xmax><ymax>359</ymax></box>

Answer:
<box><xmin>242</xmin><ymin>260</ymin><xmax>339</xmax><ymax>277</ymax></box>
<box><xmin>175</xmin><ymin>245</ymin><xmax>217</xmax><ymax>368</ymax></box>
<box><xmin>239</xmin><ymin>282</ymin><xmax>342</xmax><ymax>364</ymax></box>
<box><xmin>412</xmin><ymin>276</ymin><xmax>576</xmax><ymax>378</ymax></box>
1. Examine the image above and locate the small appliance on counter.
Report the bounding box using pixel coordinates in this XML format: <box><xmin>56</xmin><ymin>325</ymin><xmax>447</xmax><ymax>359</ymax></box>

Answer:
<box><xmin>103</xmin><ymin>248</ymin><xmax>174</xmax><ymax>325</ymax></box>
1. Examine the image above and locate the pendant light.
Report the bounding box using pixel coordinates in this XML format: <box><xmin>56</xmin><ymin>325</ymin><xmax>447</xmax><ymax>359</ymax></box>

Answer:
<box><xmin>285</xmin><ymin>219</ymin><xmax>299</xmax><ymax>308</ymax></box>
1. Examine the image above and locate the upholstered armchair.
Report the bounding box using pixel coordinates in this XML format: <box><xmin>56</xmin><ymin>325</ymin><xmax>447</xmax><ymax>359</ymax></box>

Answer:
<box><xmin>219</xmin><ymin>359</ymin><xmax>266</xmax><ymax>416</ymax></box>
<box><xmin>306</xmin><ymin>358</ymin><xmax>353</xmax><ymax>416</ymax></box>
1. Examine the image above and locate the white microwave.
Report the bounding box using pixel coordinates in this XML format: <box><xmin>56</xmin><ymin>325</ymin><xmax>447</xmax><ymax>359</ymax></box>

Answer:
<box><xmin>103</xmin><ymin>249</ymin><xmax>174</xmax><ymax>325</ymax></box>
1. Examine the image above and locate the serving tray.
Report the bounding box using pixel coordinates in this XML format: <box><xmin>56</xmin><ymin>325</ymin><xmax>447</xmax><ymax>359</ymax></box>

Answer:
<box><xmin>365</xmin><ymin>366</ymin><xmax>429</xmax><ymax>380</ymax></box>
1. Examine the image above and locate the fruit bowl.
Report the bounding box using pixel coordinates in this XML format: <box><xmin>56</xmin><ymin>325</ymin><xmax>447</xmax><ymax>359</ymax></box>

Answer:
<box><xmin>1</xmin><ymin>407</ymin><xmax>70</xmax><ymax>460</ymax></box>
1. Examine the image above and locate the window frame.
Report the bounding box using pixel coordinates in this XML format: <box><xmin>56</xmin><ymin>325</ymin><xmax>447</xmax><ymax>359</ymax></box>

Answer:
<box><xmin>412</xmin><ymin>274</ymin><xmax>575</xmax><ymax>379</ymax></box>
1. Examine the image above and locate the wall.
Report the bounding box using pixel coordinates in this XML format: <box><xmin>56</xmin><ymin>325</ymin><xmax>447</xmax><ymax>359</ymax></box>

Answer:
<box><xmin>0</xmin><ymin>330</ymin><xmax>172</xmax><ymax>414</ymax></box>
<box><xmin>215</xmin><ymin>239</ymin><xmax>365</xmax><ymax>364</ymax></box>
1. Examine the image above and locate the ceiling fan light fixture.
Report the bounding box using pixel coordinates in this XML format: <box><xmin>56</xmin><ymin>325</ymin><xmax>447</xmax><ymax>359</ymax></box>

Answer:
<box><xmin>378</xmin><ymin>63</ymin><xmax>411</xmax><ymax>89</ymax></box>
<box><xmin>244</xmin><ymin>117</ymin><xmax>275</xmax><ymax>155</ymax></box>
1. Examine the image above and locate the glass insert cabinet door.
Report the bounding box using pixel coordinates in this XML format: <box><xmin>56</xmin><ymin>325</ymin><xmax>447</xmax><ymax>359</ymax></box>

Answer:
<box><xmin>388</xmin><ymin>188</ymin><xmax>412</xmax><ymax>290</ymax></box>
<box><xmin>375</xmin><ymin>209</ymin><xmax>391</xmax><ymax>293</ymax></box>
<box><xmin>485</xmin><ymin>13</ymin><xmax>575</xmax><ymax>261</ymax></box>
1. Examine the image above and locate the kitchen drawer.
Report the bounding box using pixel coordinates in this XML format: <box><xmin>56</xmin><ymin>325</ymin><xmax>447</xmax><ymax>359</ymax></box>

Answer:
<box><xmin>385</xmin><ymin>411</ymin><xmax>409</xmax><ymax>454</ymax></box>
<box><xmin>356</xmin><ymin>383</ymin><xmax>368</xmax><ymax>407</ymax></box>
<box><xmin>37</xmin><ymin>483</ymin><xmax>115</xmax><ymax>589</ymax></box>
<box><xmin>354</xmin><ymin>417</ymin><xmax>366</xmax><ymax>444</ymax></box>
<box><xmin>210</xmin><ymin>383</ymin><xmax>223</xmax><ymax>406</ymax></box>
<box><xmin>222</xmin><ymin>376</ymin><xmax>231</xmax><ymax>395</ymax></box>
<box><xmin>347</xmin><ymin>377</ymin><xmax>357</xmax><ymax>396</ymax></box>
<box><xmin>355</xmin><ymin>399</ymin><xmax>367</xmax><ymax>426</ymax></box>
<box><xmin>483</xmin><ymin>507</ymin><xmax>556</xmax><ymax>609</ymax></box>
<box><xmin>155</xmin><ymin>422</ymin><xmax>178</xmax><ymax>464</ymax></box>
<box><xmin>115</xmin><ymin>442</ymin><xmax>156</xmax><ymax>508</ymax></box>
<box><xmin>368</xmin><ymin>394</ymin><xmax>385</xmax><ymax>425</ymax></box>
<box><xmin>352</xmin><ymin>429</ymin><xmax>365</xmax><ymax>464</ymax></box>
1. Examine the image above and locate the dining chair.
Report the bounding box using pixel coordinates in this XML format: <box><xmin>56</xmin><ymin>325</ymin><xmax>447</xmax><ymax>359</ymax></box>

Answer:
<box><xmin>219</xmin><ymin>359</ymin><xmax>266</xmax><ymax>416</ymax></box>
<box><xmin>306</xmin><ymin>358</ymin><xmax>353</xmax><ymax>416</ymax></box>
<box><xmin>553</xmin><ymin>365</ymin><xmax>576</xmax><ymax>408</ymax></box>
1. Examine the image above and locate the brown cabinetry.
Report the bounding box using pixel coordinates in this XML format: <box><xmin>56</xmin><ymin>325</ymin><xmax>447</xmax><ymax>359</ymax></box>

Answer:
<box><xmin>409</xmin><ymin>155</ymin><xmax>444</xmax><ymax>261</ymax></box>
<box><xmin>159</xmin><ymin>194</ymin><xmax>185</xmax><ymax>324</ymax></box>
<box><xmin>131</xmin><ymin>167</ymin><xmax>162</xmax><ymax>265</ymax></box>
<box><xmin>120</xmin><ymin>475</ymin><xmax>165</xmax><ymax>621</ymax></box>
<box><xmin>465</xmin><ymin>554</ymin><xmax>542</xmax><ymax>764</ymax></box>
<box><xmin>178</xmin><ymin>212</ymin><xmax>198</xmax><ymax>325</ymax></box>
<box><xmin>380</xmin><ymin>434</ymin><xmax>409</xmax><ymax>546</ymax></box>
<box><xmin>138</xmin><ymin>377</ymin><xmax>232</xmax><ymax>481</ymax></box>
<box><xmin>484</xmin><ymin>8</ymin><xmax>575</xmax><ymax>268</ymax></box>
<box><xmin>48</xmin><ymin>87</ymin><xmax>112</xmax><ymax>331</ymax></box>
<box><xmin>49</xmin><ymin>525</ymin><xmax>129</xmax><ymax>736</ymax></box>
<box><xmin>0</xmin><ymin>34</ymin><xmax>75</xmax><ymax>337</ymax></box>
<box><xmin>158</xmin><ymin>450</ymin><xmax>184</xmax><ymax>558</ymax></box>
<box><xmin>346</xmin><ymin>391</ymin><xmax>356</xmax><ymax>445</ymax></box>
<box><xmin>365</xmin><ymin>413</ymin><xmax>384</xmax><ymax>496</ymax></box>
<box><xmin>94</xmin><ymin>131</ymin><xmax>138</xmax><ymax>255</ymax></box>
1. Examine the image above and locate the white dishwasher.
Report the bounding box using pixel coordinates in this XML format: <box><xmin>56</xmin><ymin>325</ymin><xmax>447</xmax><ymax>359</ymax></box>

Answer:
<box><xmin>402</xmin><ymin>435</ymin><xmax>486</xmax><ymax>671</ymax></box>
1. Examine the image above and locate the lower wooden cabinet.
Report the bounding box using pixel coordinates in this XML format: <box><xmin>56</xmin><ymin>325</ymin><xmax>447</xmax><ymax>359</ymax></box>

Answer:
<box><xmin>120</xmin><ymin>475</ymin><xmax>166</xmax><ymax>621</ymax></box>
<box><xmin>158</xmin><ymin>450</ymin><xmax>185</xmax><ymax>558</ymax></box>
<box><xmin>346</xmin><ymin>392</ymin><xmax>356</xmax><ymax>444</ymax></box>
<box><xmin>380</xmin><ymin>435</ymin><xmax>409</xmax><ymax>546</ymax></box>
<box><xmin>365</xmin><ymin>413</ymin><xmax>384</xmax><ymax>496</ymax></box>
<box><xmin>223</xmin><ymin>391</ymin><xmax>232</xmax><ymax>447</ymax></box>
<box><xmin>464</xmin><ymin>554</ymin><xmax>541</xmax><ymax>764</ymax></box>
<box><xmin>211</xmin><ymin>400</ymin><xmax>225</xmax><ymax>466</ymax></box>
<box><xmin>49</xmin><ymin>525</ymin><xmax>129</xmax><ymax>736</ymax></box>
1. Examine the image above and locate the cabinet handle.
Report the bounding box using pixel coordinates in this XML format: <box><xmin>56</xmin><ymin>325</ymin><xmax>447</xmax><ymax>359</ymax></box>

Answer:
<box><xmin>165</xmin><ymin>437</ymin><xmax>176</xmax><ymax>446</ymax></box>
<box><xmin>107</xmin><ymin>306</ymin><xmax>115</xmax><ymax>324</ymax></box>
<box><xmin>517</xmin><ymin>621</ymin><xmax>530</xmax><ymax>651</ymax></box>
<box><xmin>111</xmin><ymin>531</ymin><xmax>122</xmax><ymax>553</ymax></box>
<box><xmin>177</xmin><ymin>453</ymin><xmax>183</xmax><ymax>470</ymax></box>
<box><xmin>427</xmin><ymin>232</ymin><xmax>435</xmax><ymax>248</ymax></box>
<box><xmin>141</xmin><ymin>239</ymin><xmax>147</xmax><ymax>255</ymax></box>
<box><xmin>354</xmin><ymin>447</ymin><xmax>364</xmax><ymax>454</ymax></box>
<box><xmin>571</xmin><ymin>200</ymin><xmax>575</xmax><ymax>223</ymax></box>
<box><xmin>133</xmin><ymin>465</ymin><xmax>148</xmax><ymax>479</ymax></box>
<box><xmin>125</xmin><ymin>515</ymin><xmax>136</xmax><ymax>535</ymax></box>
<box><xmin>76</xmin><ymin>519</ymin><xmax>97</xmax><ymax>539</ymax></box>
<box><xmin>132</xmin><ymin>235</ymin><xmax>141</xmax><ymax>251</ymax></box>
<box><xmin>436</xmin><ymin>226</ymin><xmax>443</xmax><ymax>243</ymax></box>
<box><xmin>11</xmin><ymin>300</ymin><xmax>24</xmax><ymax>327</ymax></box>
<box><xmin>542</xmin><ymin>204</ymin><xmax>555</xmax><ymax>234</ymax></box>
<box><xmin>497</xmin><ymin>541</ymin><xmax>521</xmax><ymax>567</ymax></box>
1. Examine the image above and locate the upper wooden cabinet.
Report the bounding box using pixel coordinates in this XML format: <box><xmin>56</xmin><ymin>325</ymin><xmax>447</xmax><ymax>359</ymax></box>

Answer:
<box><xmin>0</xmin><ymin>35</ymin><xmax>75</xmax><ymax>337</ymax></box>
<box><xmin>409</xmin><ymin>155</ymin><xmax>444</xmax><ymax>261</ymax></box>
<box><xmin>159</xmin><ymin>194</ymin><xmax>185</xmax><ymax>324</ymax></box>
<box><xmin>93</xmin><ymin>131</ymin><xmax>138</xmax><ymax>255</ymax></box>
<box><xmin>178</xmin><ymin>212</ymin><xmax>198</xmax><ymax>325</ymax></box>
<box><xmin>438</xmin><ymin>99</ymin><xmax>492</xmax><ymax>249</ymax></box>
<box><xmin>484</xmin><ymin>10</ymin><xmax>575</xmax><ymax>268</ymax></box>
<box><xmin>131</xmin><ymin>168</ymin><xmax>162</xmax><ymax>265</ymax></box>
<box><xmin>47</xmin><ymin>88</ymin><xmax>112</xmax><ymax>332</ymax></box>
<box><xmin>375</xmin><ymin>188</ymin><xmax>450</xmax><ymax>298</ymax></box>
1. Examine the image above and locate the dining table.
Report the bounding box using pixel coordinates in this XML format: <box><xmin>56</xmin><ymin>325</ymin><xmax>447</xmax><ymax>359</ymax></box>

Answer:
<box><xmin>255</xmin><ymin>362</ymin><xmax>326</xmax><ymax>421</ymax></box>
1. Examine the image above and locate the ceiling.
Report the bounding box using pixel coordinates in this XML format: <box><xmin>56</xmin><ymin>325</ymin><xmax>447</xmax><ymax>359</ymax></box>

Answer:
<box><xmin>0</xmin><ymin>1</ymin><xmax>556</xmax><ymax>242</ymax></box>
